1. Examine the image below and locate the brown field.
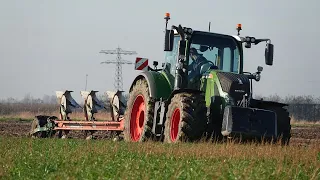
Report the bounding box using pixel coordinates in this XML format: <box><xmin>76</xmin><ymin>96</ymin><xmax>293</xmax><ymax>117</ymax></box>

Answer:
<box><xmin>0</xmin><ymin>111</ymin><xmax>319</xmax><ymax>146</ymax></box>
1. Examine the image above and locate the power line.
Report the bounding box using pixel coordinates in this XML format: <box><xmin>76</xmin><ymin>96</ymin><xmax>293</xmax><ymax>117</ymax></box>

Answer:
<box><xmin>85</xmin><ymin>74</ymin><xmax>88</xmax><ymax>90</ymax></box>
<box><xmin>99</xmin><ymin>46</ymin><xmax>137</xmax><ymax>91</ymax></box>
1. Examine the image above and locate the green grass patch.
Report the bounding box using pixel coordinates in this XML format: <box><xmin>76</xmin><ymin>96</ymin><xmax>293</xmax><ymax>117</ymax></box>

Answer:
<box><xmin>0</xmin><ymin>137</ymin><xmax>319</xmax><ymax>180</ymax></box>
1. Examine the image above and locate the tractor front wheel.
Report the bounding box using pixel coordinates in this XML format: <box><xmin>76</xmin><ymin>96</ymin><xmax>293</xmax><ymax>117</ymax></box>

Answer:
<box><xmin>124</xmin><ymin>79</ymin><xmax>154</xmax><ymax>142</ymax></box>
<box><xmin>164</xmin><ymin>92</ymin><xmax>207</xmax><ymax>143</ymax></box>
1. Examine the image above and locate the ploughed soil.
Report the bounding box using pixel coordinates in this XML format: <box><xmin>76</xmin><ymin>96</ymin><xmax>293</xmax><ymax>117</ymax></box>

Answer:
<box><xmin>0</xmin><ymin>119</ymin><xmax>319</xmax><ymax>146</ymax></box>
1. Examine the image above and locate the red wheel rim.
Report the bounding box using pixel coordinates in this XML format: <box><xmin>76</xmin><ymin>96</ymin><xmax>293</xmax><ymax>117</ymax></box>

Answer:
<box><xmin>130</xmin><ymin>95</ymin><xmax>145</xmax><ymax>141</ymax></box>
<box><xmin>170</xmin><ymin>108</ymin><xmax>181</xmax><ymax>141</ymax></box>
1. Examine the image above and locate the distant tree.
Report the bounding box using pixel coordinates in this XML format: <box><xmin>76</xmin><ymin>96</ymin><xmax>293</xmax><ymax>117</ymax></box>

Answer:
<box><xmin>254</xmin><ymin>94</ymin><xmax>284</xmax><ymax>103</ymax></box>
<box><xmin>42</xmin><ymin>94</ymin><xmax>57</xmax><ymax>104</ymax></box>
<box><xmin>21</xmin><ymin>93</ymin><xmax>32</xmax><ymax>104</ymax></box>
<box><xmin>283</xmin><ymin>95</ymin><xmax>316</xmax><ymax>104</ymax></box>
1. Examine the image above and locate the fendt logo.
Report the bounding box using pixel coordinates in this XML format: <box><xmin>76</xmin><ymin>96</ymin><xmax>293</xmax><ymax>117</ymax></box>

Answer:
<box><xmin>237</xmin><ymin>78</ymin><xmax>243</xmax><ymax>85</ymax></box>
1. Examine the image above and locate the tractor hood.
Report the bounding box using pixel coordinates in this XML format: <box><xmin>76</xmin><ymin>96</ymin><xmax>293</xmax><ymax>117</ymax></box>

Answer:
<box><xmin>216</xmin><ymin>71</ymin><xmax>250</xmax><ymax>105</ymax></box>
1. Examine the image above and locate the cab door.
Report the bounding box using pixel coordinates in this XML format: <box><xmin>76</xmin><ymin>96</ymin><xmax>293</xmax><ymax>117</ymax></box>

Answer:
<box><xmin>163</xmin><ymin>35</ymin><xmax>180</xmax><ymax>87</ymax></box>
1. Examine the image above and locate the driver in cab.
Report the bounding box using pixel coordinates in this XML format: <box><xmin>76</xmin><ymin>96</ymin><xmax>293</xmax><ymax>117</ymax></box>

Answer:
<box><xmin>188</xmin><ymin>47</ymin><xmax>217</xmax><ymax>82</ymax></box>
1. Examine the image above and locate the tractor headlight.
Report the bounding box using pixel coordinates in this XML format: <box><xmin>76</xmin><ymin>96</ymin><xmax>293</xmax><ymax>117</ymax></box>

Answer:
<box><xmin>250</xmin><ymin>37</ymin><xmax>256</xmax><ymax>43</ymax></box>
<box><xmin>255</xmin><ymin>73</ymin><xmax>261</xmax><ymax>81</ymax></box>
<box><xmin>184</xmin><ymin>28</ymin><xmax>193</xmax><ymax>34</ymax></box>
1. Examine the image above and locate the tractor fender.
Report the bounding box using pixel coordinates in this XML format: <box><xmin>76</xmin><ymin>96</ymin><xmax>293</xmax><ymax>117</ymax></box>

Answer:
<box><xmin>129</xmin><ymin>71</ymin><xmax>172</xmax><ymax>100</ymax></box>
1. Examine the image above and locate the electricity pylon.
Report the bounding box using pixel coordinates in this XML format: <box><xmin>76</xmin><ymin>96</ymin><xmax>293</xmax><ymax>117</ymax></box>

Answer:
<box><xmin>99</xmin><ymin>46</ymin><xmax>137</xmax><ymax>91</ymax></box>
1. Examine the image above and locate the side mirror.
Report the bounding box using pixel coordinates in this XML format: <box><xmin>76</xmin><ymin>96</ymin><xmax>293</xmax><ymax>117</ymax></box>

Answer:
<box><xmin>164</xmin><ymin>30</ymin><xmax>174</xmax><ymax>51</ymax></box>
<box><xmin>265</xmin><ymin>43</ymin><xmax>274</xmax><ymax>66</ymax></box>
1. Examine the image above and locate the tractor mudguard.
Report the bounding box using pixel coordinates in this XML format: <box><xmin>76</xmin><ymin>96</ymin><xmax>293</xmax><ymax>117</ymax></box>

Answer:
<box><xmin>129</xmin><ymin>71</ymin><xmax>172</xmax><ymax>100</ymax></box>
<box><xmin>221</xmin><ymin>106</ymin><xmax>277</xmax><ymax>139</ymax></box>
<box><xmin>167</xmin><ymin>88</ymin><xmax>203</xmax><ymax>101</ymax></box>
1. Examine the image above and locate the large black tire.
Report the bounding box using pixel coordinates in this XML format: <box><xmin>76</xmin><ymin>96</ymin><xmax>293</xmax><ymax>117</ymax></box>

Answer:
<box><xmin>164</xmin><ymin>92</ymin><xmax>207</xmax><ymax>143</ymax></box>
<box><xmin>206</xmin><ymin>96</ymin><xmax>224</xmax><ymax>142</ymax></box>
<box><xmin>124</xmin><ymin>79</ymin><xmax>155</xmax><ymax>142</ymax></box>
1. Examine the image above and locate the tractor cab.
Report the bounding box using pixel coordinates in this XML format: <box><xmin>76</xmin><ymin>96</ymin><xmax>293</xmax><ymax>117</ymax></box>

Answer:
<box><xmin>163</xmin><ymin>14</ymin><xmax>274</xmax><ymax>93</ymax></box>
<box><xmin>163</xmin><ymin>30</ymin><xmax>243</xmax><ymax>89</ymax></box>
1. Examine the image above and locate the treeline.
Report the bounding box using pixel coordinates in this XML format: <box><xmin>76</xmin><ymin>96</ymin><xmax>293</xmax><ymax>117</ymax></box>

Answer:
<box><xmin>254</xmin><ymin>94</ymin><xmax>320</xmax><ymax>104</ymax></box>
<box><xmin>0</xmin><ymin>93</ymin><xmax>120</xmax><ymax>115</ymax></box>
<box><xmin>0</xmin><ymin>94</ymin><xmax>58</xmax><ymax>115</ymax></box>
<box><xmin>4</xmin><ymin>93</ymin><xmax>318</xmax><ymax>105</ymax></box>
<box><xmin>255</xmin><ymin>94</ymin><xmax>320</xmax><ymax>121</ymax></box>
<box><xmin>1</xmin><ymin>94</ymin><xmax>320</xmax><ymax>121</ymax></box>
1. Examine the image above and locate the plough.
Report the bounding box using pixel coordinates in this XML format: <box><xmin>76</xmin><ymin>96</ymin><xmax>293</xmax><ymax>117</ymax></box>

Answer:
<box><xmin>30</xmin><ymin>90</ymin><xmax>126</xmax><ymax>140</ymax></box>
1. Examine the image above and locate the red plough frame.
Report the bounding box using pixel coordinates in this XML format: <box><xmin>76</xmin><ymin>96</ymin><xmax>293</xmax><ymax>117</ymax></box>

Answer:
<box><xmin>53</xmin><ymin>118</ymin><xmax>124</xmax><ymax>131</ymax></box>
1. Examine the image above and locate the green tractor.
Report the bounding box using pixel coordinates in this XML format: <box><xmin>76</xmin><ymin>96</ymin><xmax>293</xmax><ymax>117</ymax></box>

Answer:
<box><xmin>123</xmin><ymin>14</ymin><xmax>291</xmax><ymax>144</ymax></box>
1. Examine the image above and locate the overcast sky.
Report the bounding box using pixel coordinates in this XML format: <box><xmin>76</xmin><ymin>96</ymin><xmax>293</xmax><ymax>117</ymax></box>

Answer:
<box><xmin>0</xmin><ymin>0</ymin><xmax>319</xmax><ymax>102</ymax></box>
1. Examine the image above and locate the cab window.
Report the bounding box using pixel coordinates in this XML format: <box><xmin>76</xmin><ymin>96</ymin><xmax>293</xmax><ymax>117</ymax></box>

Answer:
<box><xmin>190</xmin><ymin>34</ymin><xmax>240</xmax><ymax>73</ymax></box>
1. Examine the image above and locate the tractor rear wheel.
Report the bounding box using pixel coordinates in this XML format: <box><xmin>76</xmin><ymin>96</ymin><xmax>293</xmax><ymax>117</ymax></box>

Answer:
<box><xmin>124</xmin><ymin>79</ymin><xmax>154</xmax><ymax>142</ymax></box>
<box><xmin>164</xmin><ymin>92</ymin><xmax>207</xmax><ymax>143</ymax></box>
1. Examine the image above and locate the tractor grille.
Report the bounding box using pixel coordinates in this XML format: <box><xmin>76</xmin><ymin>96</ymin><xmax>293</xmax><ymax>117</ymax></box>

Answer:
<box><xmin>217</xmin><ymin>72</ymin><xmax>250</xmax><ymax>103</ymax></box>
